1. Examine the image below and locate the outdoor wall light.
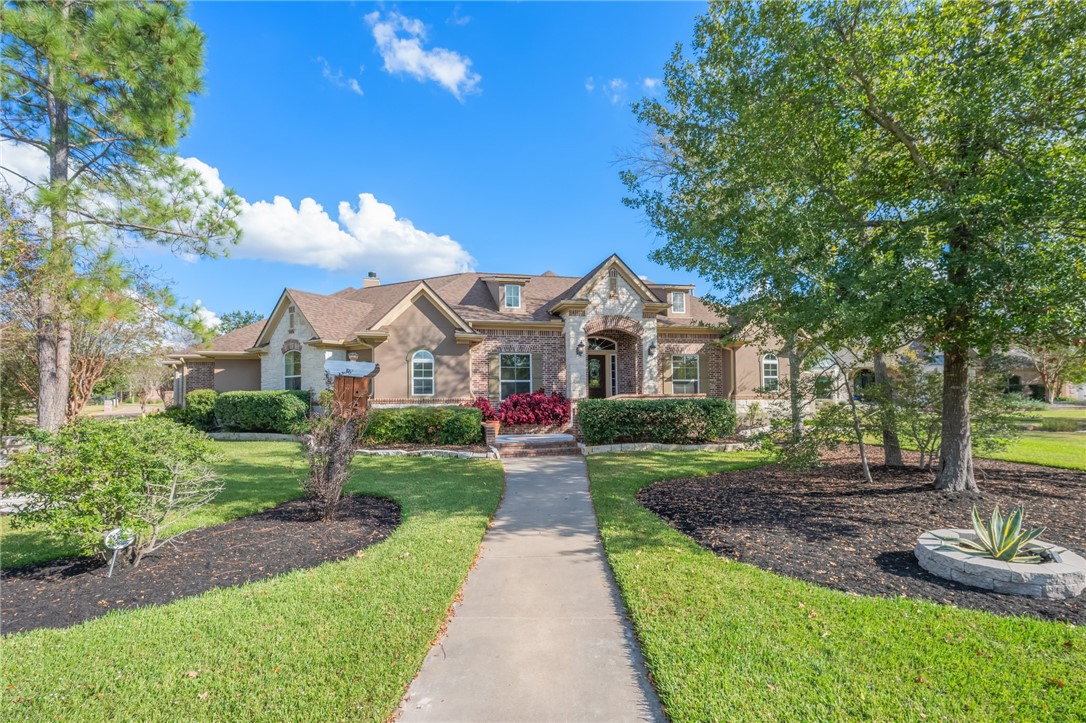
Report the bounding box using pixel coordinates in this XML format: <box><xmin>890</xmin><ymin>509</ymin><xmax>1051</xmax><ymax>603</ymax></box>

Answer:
<box><xmin>647</xmin><ymin>342</ymin><xmax>657</xmax><ymax>356</ymax></box>
<box><xmin>576</xmin><ymin>340</ymin><xmax>586</xmax><ymax>356</ymax></box>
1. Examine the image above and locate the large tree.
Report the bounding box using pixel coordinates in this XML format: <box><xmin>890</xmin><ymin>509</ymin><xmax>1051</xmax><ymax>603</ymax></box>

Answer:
<box><xmin>217</xmin><ymin>309</ymin><xmax>263</xmax><ymax>335</ymax></box>
<box><xmin>624</xmin><ymin>0</ymin><xmax>1086</xmax><ymax>491</ymax></box>
<box><xmin>1</xmin><ymin>0</ymin><xmax>240</xmax><ymax>430</ymax></box>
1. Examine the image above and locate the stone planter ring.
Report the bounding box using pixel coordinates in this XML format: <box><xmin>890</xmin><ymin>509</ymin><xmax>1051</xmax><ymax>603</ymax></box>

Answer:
<box><xmin>915</xmin><ymin>530</ymin><xmax>1086</xmax><ymax>599</ymax></box>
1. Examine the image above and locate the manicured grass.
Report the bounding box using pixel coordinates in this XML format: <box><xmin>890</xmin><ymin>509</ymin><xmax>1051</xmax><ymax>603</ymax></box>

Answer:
<box><xmin>588</xmin><ymin>451</ymin><xmax>1086</xmax><ymax>722</ymax></box>
<box><xmin>987</xmin><ymin>432</ymin><xmax>1085</xmax><ymax>471</ymax></box>
<box><xmin>2</xmin><ymin>441</ymin><xmax>309</xmax><ymax>569</ymax></box>
<box><xmin>2</xmin><ymin>442</ymin><xmax>504</xmax><ymax>722</ymax></box>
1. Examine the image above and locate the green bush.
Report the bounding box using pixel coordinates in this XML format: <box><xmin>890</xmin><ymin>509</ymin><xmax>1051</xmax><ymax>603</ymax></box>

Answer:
<box><xmin>578</xmin><ymin>398</ymin><xmax>737</xmax><ymax>446</ymax></box>
<box><xmin>362</xmin><ymin>406</ymin><xmax>483</xmax><ymax>446</ymax></box>
<box><xmin>214</xmin><ymin>390</ymin><xmax>309</xmax><ymax>434</ymax></box>
<box><xmin>170</xmin><ymin>388</ymin><xmax>218</xmax><ymax>430</ymax></box>
<box><xmin>5</xmin><ymin>417</ymin><xmax>223</xmax><ymax>565</ymax></box>
<box><xmin>1040</xmin><ymin>417</ymin><xmax>1081</xmax><ymax>432</ymax></box>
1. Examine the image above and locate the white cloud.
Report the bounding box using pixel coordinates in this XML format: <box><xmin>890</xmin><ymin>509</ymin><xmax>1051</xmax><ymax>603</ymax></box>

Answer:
<box><xmin>317</xmin><ymin>56</ymin><xmax>364</xmax><ymax>96</ymax></box>
<box><xmin>605</xmin><ymin>78</ymin><xmax>628</xmax><ymax>104</ymax></box>
<box><xmin>365</xmin><ymin>10</ymin><xmax>481</xmax><ymax>101</ymax></box>
<box><xmin>192</xmin><ymin>300</ymin><xmax>221</xmax><ymax>330</ymax></box>
<box><xmin>584</xmin><ymin>76</ymin><xmax>596</xmax><ymax>93</ymax></box>
<box><xmin>233</xmin><ymin>190</ymin><xmax>476</xmax><ymax>279</ymax></box>
<box><xmin>642</xmin><ymin>77</ymin><xmax>661</xmax><ymax>93</ymax></box>
<box><xmin>0</xmin><ymin>138</ymin><xmax>50</xmax><ymax>190</ymax></box>
<box><xmin>447</xmin><ymin>5</ymin><xmax>471</xmax><ymax>26</ymax></box>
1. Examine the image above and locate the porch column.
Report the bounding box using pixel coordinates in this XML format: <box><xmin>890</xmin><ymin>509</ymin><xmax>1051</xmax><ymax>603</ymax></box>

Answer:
<box><xmin>564</xmin><ymin>315</ymin><xmax>588</xmax><ymax>399</ymax></box>
<box><xmin>641</xmin><ymin>318</ymin><xmax>659</xmax><ymax>395</ymax></box>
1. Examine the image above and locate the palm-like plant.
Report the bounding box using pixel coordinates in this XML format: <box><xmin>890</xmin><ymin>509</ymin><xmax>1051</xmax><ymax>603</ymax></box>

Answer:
<box><xmin>940</xmin><ymin>505</ymin><xmax>1046</xmax><ymax>564</ymax></box>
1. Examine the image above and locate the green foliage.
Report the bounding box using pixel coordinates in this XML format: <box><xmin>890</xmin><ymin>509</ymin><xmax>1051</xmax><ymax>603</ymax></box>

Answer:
<box><xmin>577</xmin><ymin>398</ymin><xmax>737</xmax><ymax>446</ymax></box>
<box><xmin>1040</xmin><ymin>418</ymin><xmax>1081</xmax><ymax>432</ymax></box>
<box><xmin>214</xmin><ymin>390</ymin><xmax>308</xmax><ymax>434</ymax></box>
<box><xmin>4</xmin><ymin>417</ymin><xmax>222</xmax><ymax>562</ymax></box>
<box><xmin>941</xmin><ymin>506</ymin><xmax>1047</xmax><ymax>564</ymax></box>
<box><xmin>216</xmin><ymin>310</ymin><xmax>264</xmax><ymax>335</ymax></box>
<box><xmin>362</xmin><ymin>406</ymin><xmax>483</xmax><ymax>446</ymax></box>
<box><xmin>760</xmin><ymin>402</ymin><xmax>855</xmax><ymax>472</ymax></box>
<box><xmin>165</xmin><ymin>388</ymin><xmax>218</xmax><ymax>431</ymax></box>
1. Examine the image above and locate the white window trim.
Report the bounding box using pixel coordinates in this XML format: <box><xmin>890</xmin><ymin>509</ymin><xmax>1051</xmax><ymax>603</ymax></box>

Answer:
<box><xmin>411</xmin><ymin>349</ymin><xmax>435</xmax><ymax>397</ymax></box>
<box><xmin>672</xmin><ymin>354</ymin><xmax>699</xmax><ymax>394</ymax></box>
<box><xmin>498</xmin><ymin>352</ymin><xmax>532</xmax><ymax>400</ymax></box>
<box><xmin>284</xmin><ymin>350</ymin><xmax>302</xmax><ymax>390</ymax></box>
<box><xmin>505</xmin><ymin>284</ymin><xmax>522</xmax><ymax>309</ymax></box>
<box><xmin>671</xmin><ymin>291</ymin><xmax>686</xmax><ymax>314</ymax></box>
<box><xmin>762</xmin><ymin>353</ymin><xmax>779</xmax><ymax>391</ymax></box>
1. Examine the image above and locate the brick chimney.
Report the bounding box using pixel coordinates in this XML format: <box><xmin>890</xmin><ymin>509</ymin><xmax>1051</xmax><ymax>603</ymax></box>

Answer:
<box><xmin>362</xmin><ymin>271</ymin><xmax>380</xmax><ymax>288</ymax></box>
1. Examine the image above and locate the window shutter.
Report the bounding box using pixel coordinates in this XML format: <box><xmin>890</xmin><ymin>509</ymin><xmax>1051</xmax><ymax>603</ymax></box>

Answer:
<box><xmin>531</xmin><ymin>354</ymin><xmax>543</xmax><ymax>393</ymax></box>
<box><xmin>698</xmin><ymin>352</ymin><xmax>710</xmax><ymax>396</ymax></box>
<box><xmin>662</xmin><ymin>354</ymin><xmax>673</xmax><ymax>395</ymax></box>
<box><xmin>488</xmin><ymin>353</ymin><xmax>501</xmax><ymax>402</ymax></box>
<box><xmin>498</xmin><ymin>285</ymin><xmax>506</xmax><ymax>308</ymax></box>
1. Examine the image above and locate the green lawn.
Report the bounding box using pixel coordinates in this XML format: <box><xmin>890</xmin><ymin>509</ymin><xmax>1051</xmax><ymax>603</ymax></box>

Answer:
<box><xmin>588</xmin><ymin>451</ymin><xmax>1086</xmax><ymax>722</ymax></box>
<box><xmin>2</xmin><ymin>442</ymin><xmax>503</xmax><ymax>722</ymax></box>
<box><xmin>987</xmin><ymin>432</ymin><xmax>1085</xmax><ymax>471</ymax></box>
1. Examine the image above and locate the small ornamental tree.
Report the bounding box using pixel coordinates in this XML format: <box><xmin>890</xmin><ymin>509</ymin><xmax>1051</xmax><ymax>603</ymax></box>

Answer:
<box><xmin>5</xmin><ymin>417</ymin><xmax>223</xmax><ymax>567</ymax></box>
<box><xmin>303</xmin><ymin>389</ymin><xmax>366</xmax><ymax>520</ymax></box>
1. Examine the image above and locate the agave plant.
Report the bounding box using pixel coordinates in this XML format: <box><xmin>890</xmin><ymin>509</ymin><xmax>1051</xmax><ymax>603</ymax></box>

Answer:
<box><xmin>940</xmin><ymin>505</ymin><xmax>1047</xmax><ymax>564</ymax></box>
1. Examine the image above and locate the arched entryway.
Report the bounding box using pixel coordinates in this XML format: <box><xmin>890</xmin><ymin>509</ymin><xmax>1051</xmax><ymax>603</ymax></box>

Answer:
<box><xmin>582</xmin><ymin>329</ymin><xmax>642</xmax><ymax>397</ymax></box>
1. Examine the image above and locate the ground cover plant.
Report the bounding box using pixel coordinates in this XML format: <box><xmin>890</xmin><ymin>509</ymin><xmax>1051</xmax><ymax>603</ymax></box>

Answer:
<box><xmin>588</xmin><ymin>451</ymin><xmax>1086</xmax><ymax>721</ymax></box>
<box><xmin>1</xmin><ymin>442</ymin><xmax>503</xmax><ymax>721</ymax></box>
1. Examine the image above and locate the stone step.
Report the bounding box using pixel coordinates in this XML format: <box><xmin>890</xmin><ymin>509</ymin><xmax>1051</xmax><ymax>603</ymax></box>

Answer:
<box><xmin>498</xmin><ymin>445</ymin><xmax>582</xmax><ymax>458</ymax></box>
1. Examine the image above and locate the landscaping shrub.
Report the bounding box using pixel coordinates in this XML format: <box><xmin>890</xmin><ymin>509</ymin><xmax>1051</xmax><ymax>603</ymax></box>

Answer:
<box><xmin>498</xmin><ymin>389</ymin><xmax>570</xmax><ymax>426</ymax></box>
<box><xmin>4</xmin><ymin>417</ymin><xmax>223</xmax><ymax>566</ymax></box>
<box><xmin>303</xmin><ymin>390</ymin><xmax>364</xmax><ymax>519</ymax></box>
<box><xmin>362</xmin><ymin>406</ymin><xmax>483</xmax><ymax>446</ymax></box>
<box><xmin>164</xmin><ymin>388</ymin><xmax>218</xmax><ymax>430</ymax></box>
<box><xmin>578</xmin><ymin>398</ymin><xmax>737</xmax><ymax>445</ymax></box>
<box><xmin>1040</xmin><ymin>417</ymin><xmax>1080</xmax><ymax>432</ymax></box>
<box><xmin>466</xmin><ymin>396</ymin><xmax>499</xmax><ymax>422</ymax></box>
<box><xmin>214</xmin><ymin>390</ymin><xmax>309</xmax><ymax>434</ymax></box>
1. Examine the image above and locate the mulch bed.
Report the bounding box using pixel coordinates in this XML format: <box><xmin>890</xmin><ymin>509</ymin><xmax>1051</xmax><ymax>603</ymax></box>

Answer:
<box><xmin>638</xmin><ymin>449</ymin><xmax>1086</xmax><ymax>624</ymax></box>
<box><xmin>1</xmin><ymin>495</ymin><xmax>400</xmax><ymax>635</ymax></box>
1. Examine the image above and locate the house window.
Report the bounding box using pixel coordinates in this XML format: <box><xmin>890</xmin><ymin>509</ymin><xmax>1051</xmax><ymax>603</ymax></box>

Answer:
<box><xmin>505</xmin><ymin>284</ymin><xmax>521</xmax><ymax>309</ymax></box>
<box><xmin>499</xmin><ymin>353</ymin><xmax>532</xmax><ymax>399</ymax></box>
<box><xmin>671</xmin><ymin>291</ymin><xmax>686</xmax><ymax>314</ymax></box>
<box><xmin>411</xmin><ymin>350</ymin><xmax>435</xmax><ymax>396</ymax></box>
<box><xmin>672</xmin><ymin>355</ymin><xmax>699</xmax><ymax>394</ymax></box>
<box><xmin>762</xmin><ymin>354</ymin><xmax>779</xmax><ymax>391</ymax></box>
<box><xmin>284</xmin><ymin>350</ymin><xmax>302</xmax><ymax>390</ymax></box>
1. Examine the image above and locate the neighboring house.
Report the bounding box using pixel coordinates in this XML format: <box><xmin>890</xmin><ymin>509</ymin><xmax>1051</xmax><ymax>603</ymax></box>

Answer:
<box><xmin>169</xmin><ymin>255</ymin><xmax>789</xmax><ymax>414</ymax></box>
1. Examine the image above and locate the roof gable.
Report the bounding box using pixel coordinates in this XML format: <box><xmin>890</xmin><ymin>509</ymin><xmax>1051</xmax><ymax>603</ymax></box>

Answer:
<box><xmin>369</xmin><ymin>281</ymin><xmax>475</xmax><ymax>333</ymax></box>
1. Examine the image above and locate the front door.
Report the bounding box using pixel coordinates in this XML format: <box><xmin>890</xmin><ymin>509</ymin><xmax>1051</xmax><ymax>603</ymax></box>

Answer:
<box><xmin>587</xmin><ymin>354</ymin><xmax>607</xmax><ymax>399</ymax></box>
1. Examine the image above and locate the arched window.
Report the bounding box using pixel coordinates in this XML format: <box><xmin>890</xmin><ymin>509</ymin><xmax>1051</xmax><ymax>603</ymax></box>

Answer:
<box><xmin>762</xmin><ymin>354</ymin><xmax>779</xmax><ymax>391</ymax></box>
<box><xmin>587</xmin><ymin>337</ymin><xmax>617</xmax><ymax>351</ymax></box>
<box><xmin>284</xmin><ymin>350</ymin><xmax>302</xmax><ymax>390</ymax></box>
<box><xmin>412</xmin><ymin>350</ymin><xmax>435</xmax><ymax>396</ymax></box>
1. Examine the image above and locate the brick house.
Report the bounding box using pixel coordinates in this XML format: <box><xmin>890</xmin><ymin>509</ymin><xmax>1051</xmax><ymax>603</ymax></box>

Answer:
<box><xmin>169</xmin><ymin>255</ymin><xmax>788</xmax><ymax>414</ymax></box>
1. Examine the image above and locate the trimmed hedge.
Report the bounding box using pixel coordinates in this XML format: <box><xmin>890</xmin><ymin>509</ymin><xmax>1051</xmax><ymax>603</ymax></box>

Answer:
<box><xmin>362</xmin><ymin>406</ymin><xmax>483</xmax><ymax>446</ymax></box>
<box><xmin>214</xmin><ymin>390</ymin><xmax>309</xmax><ymax>434</ymax></box>
<box><xmin>161</xmin><ymin>389</ymin><xmax>218</xmax><ymax>430</ymax></box>
<box><xmin>577</xmin><ymin>398</ymin><xmax>737</xmax><ymax>446</ymax></box>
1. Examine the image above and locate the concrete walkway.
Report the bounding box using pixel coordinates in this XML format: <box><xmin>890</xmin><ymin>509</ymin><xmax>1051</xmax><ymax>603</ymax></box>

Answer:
<box><xmin>398</xmin><ymin>456</ymin><xmax>664</xmax><ymax>722</ymax></box>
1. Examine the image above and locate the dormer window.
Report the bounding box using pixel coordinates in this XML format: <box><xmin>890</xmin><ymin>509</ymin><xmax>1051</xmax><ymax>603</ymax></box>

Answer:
<box><xmin>671</xmin><ymin>291</ymin><xmax>686</xmax><ymax>314</ymax></box>
<box><xmin>505</xmin><ymin>284</ymin><xmax>522</xmax><ymax>309</ymax></box>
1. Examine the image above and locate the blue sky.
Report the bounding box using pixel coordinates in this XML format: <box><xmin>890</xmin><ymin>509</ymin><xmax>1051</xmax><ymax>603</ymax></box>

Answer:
<box><xmin>157</xmin><ymin>2</ymin><xmax>709</xmax><ymax>323</ymax></box>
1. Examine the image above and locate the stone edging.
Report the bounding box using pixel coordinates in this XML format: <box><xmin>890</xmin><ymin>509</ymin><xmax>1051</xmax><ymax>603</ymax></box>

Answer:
<box><xmin>915</xmin><ymin>529</ymin><xmax>1086</xmax><ymax>599</ymax></box>
<box><xmin>353</xmin><ymin>447</ymin><xmax>500</xmax><ymax>460</ymax></box>
<box><xmin>580</xmin><ymin>441</ymin><xmax>752</xmax><ymax>455</ymax></box>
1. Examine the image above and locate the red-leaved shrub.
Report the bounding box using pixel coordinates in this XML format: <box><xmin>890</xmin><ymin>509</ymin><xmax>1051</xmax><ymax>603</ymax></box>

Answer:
<box><xmin>498</xmin><ymin>389</ymin><xmax>570</xmax><ymax>426</ymax></box>
<box><xmin>466</xmin><ymin>396</ymin><xmax>499</xmax><ymax>422</ymax></box>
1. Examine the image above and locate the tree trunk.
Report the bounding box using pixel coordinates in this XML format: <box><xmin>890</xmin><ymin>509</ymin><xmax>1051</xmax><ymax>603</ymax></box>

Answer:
<box><xmin>38</xmin><ymin>28</ymin><xmax>72</xmax><ymax>431</ymax></box>
<box><xmin>787</xmin><ymin>344</ymin><xmax>804</xmax><ymax>444</ymax></box>
<box><xmin>837</xmin><ymin>353</ymin><xmax>873</xmax><ymax>484</ymax></box>
<box><xmin>934</xmin><ymin>343</ymin><xmax>976</xmax><ymax>491</ymax></box>
<box><xmin>872</xmin><ymin>351</ymin><xmax>903</xmax><ymax>466</ymax></box>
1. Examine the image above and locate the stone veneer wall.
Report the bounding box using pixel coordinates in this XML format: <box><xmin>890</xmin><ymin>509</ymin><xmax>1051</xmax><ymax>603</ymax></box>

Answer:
<box><xmin>470</xmin><ymin>328</ymin><xmax>566</xmax><ymax>397</ymax></box>
<box><xmin>656</xmin><ymin>333</ymin><xmax>727</xmax><ymax>397</ymax></box>
<box><xmin>260</xmin><ymin>303</ymin><xmax>345</xmax><ymax>397</ymax></box>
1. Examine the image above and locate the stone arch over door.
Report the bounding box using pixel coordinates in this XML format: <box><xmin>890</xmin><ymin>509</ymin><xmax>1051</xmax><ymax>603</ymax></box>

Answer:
<box><xmin>582</xmin><ymin>316</ymin><xmax>644</xmax><ymax>395</ymax></box>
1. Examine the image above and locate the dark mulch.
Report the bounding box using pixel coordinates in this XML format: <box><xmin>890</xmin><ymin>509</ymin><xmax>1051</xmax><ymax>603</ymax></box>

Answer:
<box><xmin>638</xmin><ymin>449</ymin><xmax>1086</xmax><ymax>624</ymax></box>
<box><xmin>1</xmin><ymin>495</ymin><xmax>400</xmax><ymax>635</ymax></box>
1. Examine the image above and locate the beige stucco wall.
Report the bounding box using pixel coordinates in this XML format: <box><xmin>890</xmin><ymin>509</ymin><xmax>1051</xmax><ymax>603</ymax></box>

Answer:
<box><xmin>732</xmin><ymin>343</ymin><xmax>791</xmax><ymax>398</ymax></box>
<box><xmin>214</xmin><ymin>359</ymin><xmax>261</xmax><ymax>392</ymax></box>
<box><xmin>372</xmin><ymin>295</ymin><xmax>472</xmax><ymax>401</ymax></box>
